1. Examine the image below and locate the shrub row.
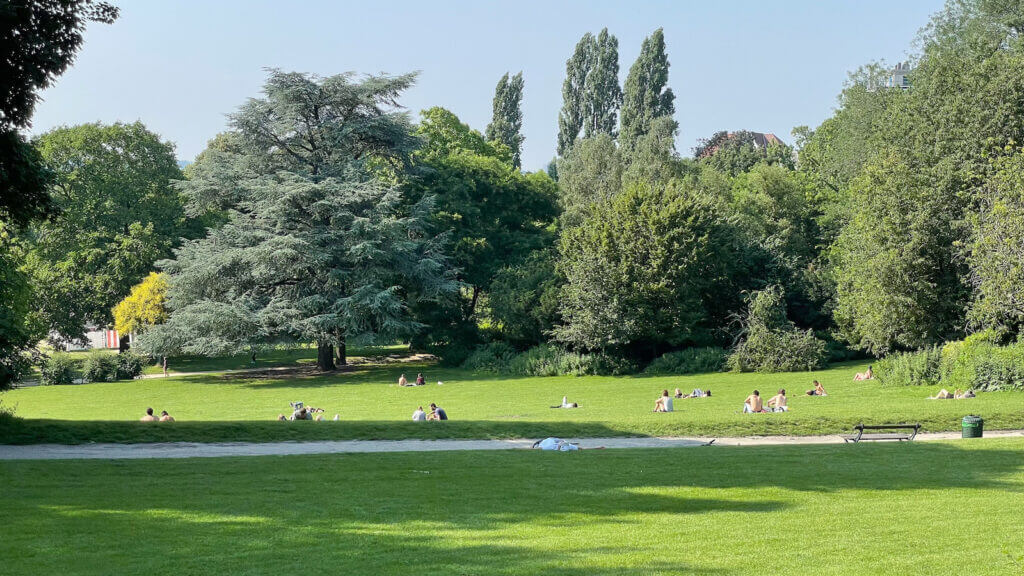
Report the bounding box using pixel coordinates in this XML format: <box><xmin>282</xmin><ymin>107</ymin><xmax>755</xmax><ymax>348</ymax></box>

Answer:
<box><xmin>462</xmin><ymin>343</ymin><xmax>638</xmax><ymax>376</ymax></box>
<box><xmin>40</xmin><ymin>351</ymin><xmax>147</xmax><ymax>385</ymax></box>
<box><xmin>726</xmin><ymin>328</ymin><xmax>828</xmax><ymax>373</ymax></box>
<box><xmin>642</xmin><ymin>347</ymin><xmax>727</xmax><ymax>375</ymax></box>
<box><xmin>876</xmin><ymin>331</ymin><xmax>1024</xmax><ymax>391</ymax></box>
<box><xmin>463</xmin><ymin>343</ymin><xmax>733</xmax><ymax>377</ymax></box>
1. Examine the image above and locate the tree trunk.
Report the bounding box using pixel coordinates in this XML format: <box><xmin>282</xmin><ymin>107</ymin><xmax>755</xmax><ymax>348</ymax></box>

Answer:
<box><xmin>469</xmin><ymin>285</ymin><xmax>481</xmax><ymax>316</ymax></box>
<box><xmin>335</xmin><ymin>336</ymin><xmax>347</xmax><ymax>366</ymax></box>
<box><xmin>317</xmin><ymin>341</ymin><xmax>336</xmax><ymax>371</ymax></box>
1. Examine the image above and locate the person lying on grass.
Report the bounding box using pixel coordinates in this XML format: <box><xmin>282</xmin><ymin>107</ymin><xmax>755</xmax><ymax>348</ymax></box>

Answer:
<box><xmin>677</xmin><ymin>388</ymin><xmax>710</xmax><ymax>399</ymax></box>
<box><xmin>743</xmin><ymin>390</ymin><xmax>765</xmax><ymax>413</ymax></box>
<box><xmin>766</xmin><ymin>389</ymin><xmax>788</xmax><ymax>412</ymax></box>
<box><xmin>532</xmin><ymin>437</ymin><xmax>604</xmax><ymax>451</ymax></box>
<box><xmin>653</xmin><ymin>390</ymin><xmax>674</xmax><ymax>412</ymax></box>
<box><xmin>427</xmin><ymin>403</ymin><xmax>447</xmax><ymax>421</ymax></box>
<box><xmin>806</xmin><ymin>381</ymin><xmax>827</xmax><ymax>396</ymax></box>
<box><xmin>853</xmin><ymin>366</ymin><xmax>874</xmax><ymax>381</ymax></box>
<box><xmin>928</xmin><ymin>389</ymin><xmax>976</xmax><ymax>400</ymax></box>
<box><xmin>551</xmin><ymin>396</ymin><xmax>579</xmax><ymax>408</ymax></box>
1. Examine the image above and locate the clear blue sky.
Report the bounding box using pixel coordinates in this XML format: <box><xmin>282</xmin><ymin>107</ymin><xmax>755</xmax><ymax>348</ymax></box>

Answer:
<box><xmin>30</xmin><ymin>0</ymin><xmax>943</xmax><ymax>171</ymax></box>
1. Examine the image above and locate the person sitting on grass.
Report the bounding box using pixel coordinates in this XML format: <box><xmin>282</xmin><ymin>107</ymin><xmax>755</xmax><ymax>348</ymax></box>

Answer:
<box><xmin>743</xmin><ymin>390</ymin><xmax>765</xmax><ymax>413</ymax></box>
<box><xmin>766</xmin><ymin>389</ymin><xmax>788</xmax><ymax>412</ymax></box>
<box><xmin>415</xmin><ymin>373</ymin><xmax>426</xmax><ymax>386</ymax></box>
<box><xmin>140</xmin><ymin>407</ymin><xmax>158</xmax><ymax>422</ymax></box>
<box><xmin>159</xmin><ymin>410</ymin><xmax>175</xmax><ymax>422</ymax></box>
<box><xmin>398</xmin><ymin>374</ymin><xmax>409</xmax><ymax>387</ymax></box>
<box><xmin>427</xmin><ymin>403</ymin><xmax>447</xmax><ymax>421</ymax></box>
<box><xmin>806</xmin><ymin>381</ymin><xmax>827</xmax><ymax>396</ymax></box>
<box><xmin>853</xmin><ymin>366</ymin><xmax>874</xmax><ymax>381</ymax></box>
<box><xmin>412</xmin><ymin>406</ymin><xmax>427</xmax><ymax>421</ymax></box>
<box><xmin>551</xmin><ymin>396</ymin><xmax>579</xmax><ymax>408</ymax></box>
<box><xmin>653</xmin><ymin>389</ymin><xmax>674</xmax><ymax>412</ymax></box>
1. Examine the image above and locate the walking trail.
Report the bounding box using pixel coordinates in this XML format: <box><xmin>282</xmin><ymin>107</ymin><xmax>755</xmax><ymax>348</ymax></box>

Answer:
<box><xmin>2</xmin><ymin>430</ymin><xmax>1022</xmax><ymax>461</ymax></box>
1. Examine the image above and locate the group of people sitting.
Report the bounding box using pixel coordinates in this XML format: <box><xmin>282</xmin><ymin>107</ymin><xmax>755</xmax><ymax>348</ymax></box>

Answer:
<box><xmin>653</xmin><ymin>388</ymin><xmax>712</xmax><ymax>412</ymax></box>
<box><xmin>928</xmin><ymin>388</ymin><xmax>976</xmax><ymax>400</ymax></box>
<box><xmin>140</xmin><ymin>407</ymin><xmax>174</xmax><ymax>422</ymax></box>
<box><xmin>398</xmin><ymin>373</ymin><xmax>427</xmax><ymax>387</ymax></box>
<box><xmin>411</xmin><ymin>403</ymin><xmax>448</xmax><ymax>421</ymax></box>
<box><xmin>743</xmin><ymin>389</ymin><xmax>789</xmax><ymax>413</ymax></box>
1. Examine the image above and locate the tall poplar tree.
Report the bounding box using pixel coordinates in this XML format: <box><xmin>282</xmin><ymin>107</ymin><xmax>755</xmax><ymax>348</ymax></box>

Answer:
<box><xmin>557</xmin><ymin>33</ymin><xmax>595</xmax><ymax>156</ymax></box>
<box><xmin>582</xmin><ymin>28</ymin><xmax>622</xmax><ymax>139</ymax></box>
<box><xmin>620</xmin><ymin>28</ymin><xmax>676</xmax><ymax>154</ymax></box>
<box><xmin>485</xmin><ymin>72</ymin><xmax>525</xmax><ymax>168</ymax></box>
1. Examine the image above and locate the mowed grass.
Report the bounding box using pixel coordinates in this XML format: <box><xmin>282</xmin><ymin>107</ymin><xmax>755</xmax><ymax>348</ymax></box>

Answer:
<box><xmin>3</xmin><ymin>360</ymin><xmax>1024</xmax><ymax>444</ymax></box>
<box><xmin>33</xmin><ymin>344</ymin><xmax>408</xmax><ymax>376</ymax></box>
<box><xmin>1</xmin><ymin>439</ymin><xmax>1023</xmax><ymax>575</ymax></box>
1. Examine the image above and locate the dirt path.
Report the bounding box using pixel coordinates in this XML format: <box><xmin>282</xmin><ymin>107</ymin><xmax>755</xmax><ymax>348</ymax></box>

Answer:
<box><xmin>1</xmin><ymin>430</ymin><xmax>1022</xmax><ymax>461</ymax></box>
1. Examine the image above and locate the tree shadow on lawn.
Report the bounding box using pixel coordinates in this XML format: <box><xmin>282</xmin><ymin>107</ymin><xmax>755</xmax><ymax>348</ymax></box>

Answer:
<box><xmin>3</xmin><ymin>441</ymin><xmax>1022</xmax><ymax>575</ymax></box>
<box><xmin>0</xmin><ymin>418</ymin><xmax>650</xmax><ymax>445</ymax></box>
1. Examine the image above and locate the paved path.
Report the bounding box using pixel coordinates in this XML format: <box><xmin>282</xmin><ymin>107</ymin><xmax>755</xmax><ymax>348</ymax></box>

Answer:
<box><xmin>2</xmin><ymin>430</ymin><xmax>1023</xmax><ymax>461</ymax></box>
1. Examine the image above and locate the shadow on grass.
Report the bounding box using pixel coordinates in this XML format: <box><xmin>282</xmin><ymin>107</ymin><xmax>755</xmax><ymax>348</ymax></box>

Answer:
<box><xmin>0</xmin><ymin>418</ymin><xmax>649</xmax><ymax>445</ymax></box>
<box><xmin>2</xmin><ymin>441</ymin><xmax>1022</xmax><ymax>575</ymax></box>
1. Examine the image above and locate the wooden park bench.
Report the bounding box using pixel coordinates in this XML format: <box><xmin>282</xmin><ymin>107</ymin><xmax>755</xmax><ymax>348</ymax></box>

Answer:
<box><xmin>841</xmin><ymin>423</ymin><xmax>921</xmax><ymax>443</ymax></box>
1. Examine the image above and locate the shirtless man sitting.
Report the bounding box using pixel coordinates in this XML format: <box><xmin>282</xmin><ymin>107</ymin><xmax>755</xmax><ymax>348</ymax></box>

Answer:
<box><xmin>743</xmin><ymin>390</ymin><xmax>765</xmax><ymax>413</ymax></box>
<box><xmin>140</xmin><ymin>407</ymin><xmax>158</xmax><ymax>422</ymax></box>
<box><xmin>766</xmin><ymin>389</ymin><xmax>788</xmax><ymax>412</ymax></box>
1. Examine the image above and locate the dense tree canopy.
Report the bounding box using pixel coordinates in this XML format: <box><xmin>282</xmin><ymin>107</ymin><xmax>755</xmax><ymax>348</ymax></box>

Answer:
<box><xmin>25</xmin><ymin>122</ymin><xmax>188</xmax><ymax>341</ymax></box>
<box><xmin>407</xmin><ymin>107</ymin><xmax>558</xmax><ymax>356</ymax></box>
<box><xmin>142</xmin><ymin>71</ymin><xmax>455</xmax><ymax>370</ymax></box>
<box><xmin>555</xmin><ymin>181</ymin><xmax>740</xmax><ymax>356</ymax></box>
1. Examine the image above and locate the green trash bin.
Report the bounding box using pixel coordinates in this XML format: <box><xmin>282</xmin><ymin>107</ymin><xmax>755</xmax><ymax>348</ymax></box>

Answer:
<box><xmin>962</xmin><ymin>415</ymin><xmax>984</xmax><ymax>438</ymax></box>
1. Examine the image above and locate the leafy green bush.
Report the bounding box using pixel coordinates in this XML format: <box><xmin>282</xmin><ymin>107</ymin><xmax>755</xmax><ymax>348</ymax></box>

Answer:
<box><xmin>40</xmin><ymin>353</ymin><xmax>77</xmax><ymax>385</ymax></box>
<box><xmin>941</xmin><ymin>338</ymin><xmax>1024</xmax><ymax>392</ymax></box>
<box><xmin>0</xmin><ymin>398</ymin><xmax>17</xmax><ymax>424</ymax></box>
<box><xmin>504</xmin><ymin>344</ymin><xmax>638</xmax><ymax>377</ymax></box>
<box><xmin>644</xmin><ymin>347</ymin><xmax>727</xmax><ymax>374</ymax></box>
<box><xmin>875</xmin><ymin>346</ymin><xmax>943</xmax><ymax>386</ymax></box>
<box><xmin>82</xmin><ymin>350</ymin><xmax>119</xmax><ymax>383</ymax></box>
<box><xmin>726</xmin><ymin>287</ymin><xmax>828</xmax><ymax>373</ymax></box>
<box><xmin>462</xmin><ymin>342</ymin><xmax>518</xmax><ymax>372</ymax></box>
<box><xmin>115</xmin><ymin>351</ymin><xmax>146</xmax><ymax>380</ymax></box>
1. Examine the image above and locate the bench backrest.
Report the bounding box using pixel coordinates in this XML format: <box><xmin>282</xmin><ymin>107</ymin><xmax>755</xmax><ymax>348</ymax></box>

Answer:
<box><xmin>855</xmin><ymin>423</ymin><xmax>920</xmax><ymax>431</ymax></box>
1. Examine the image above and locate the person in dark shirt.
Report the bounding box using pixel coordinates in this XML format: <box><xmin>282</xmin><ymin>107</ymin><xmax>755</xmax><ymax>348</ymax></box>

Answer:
<box><xmin>427</xmin><ymin>402</ymin><xmax>448</xmax><ymax>421</ymax></box>
<box><xmin>415</xmin><ymin>373</ymin><xmax>426</xmax><ymax>386</ymax></box>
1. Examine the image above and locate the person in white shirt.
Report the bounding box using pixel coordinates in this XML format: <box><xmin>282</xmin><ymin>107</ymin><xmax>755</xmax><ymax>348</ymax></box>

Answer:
<box><xmin>411</xmin><ymin>406</ymin><xmax>427</xmax><ymax>421</ymax></box>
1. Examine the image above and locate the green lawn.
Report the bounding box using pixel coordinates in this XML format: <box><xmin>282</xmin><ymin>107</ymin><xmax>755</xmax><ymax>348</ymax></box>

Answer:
<box><xmin>32</xmin><ymin>344</ymin><xmax>409</xmax><ymax>376</ymax></box>
<box><xmin>1</xmin><ymin>439</ymin><xmax>1023</xmax><ymax>575</ymax></box>
<box><xmin>3</xmin><ymin>360</ymin><xmax>1023</xmax><ymax>444</ymax></box>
